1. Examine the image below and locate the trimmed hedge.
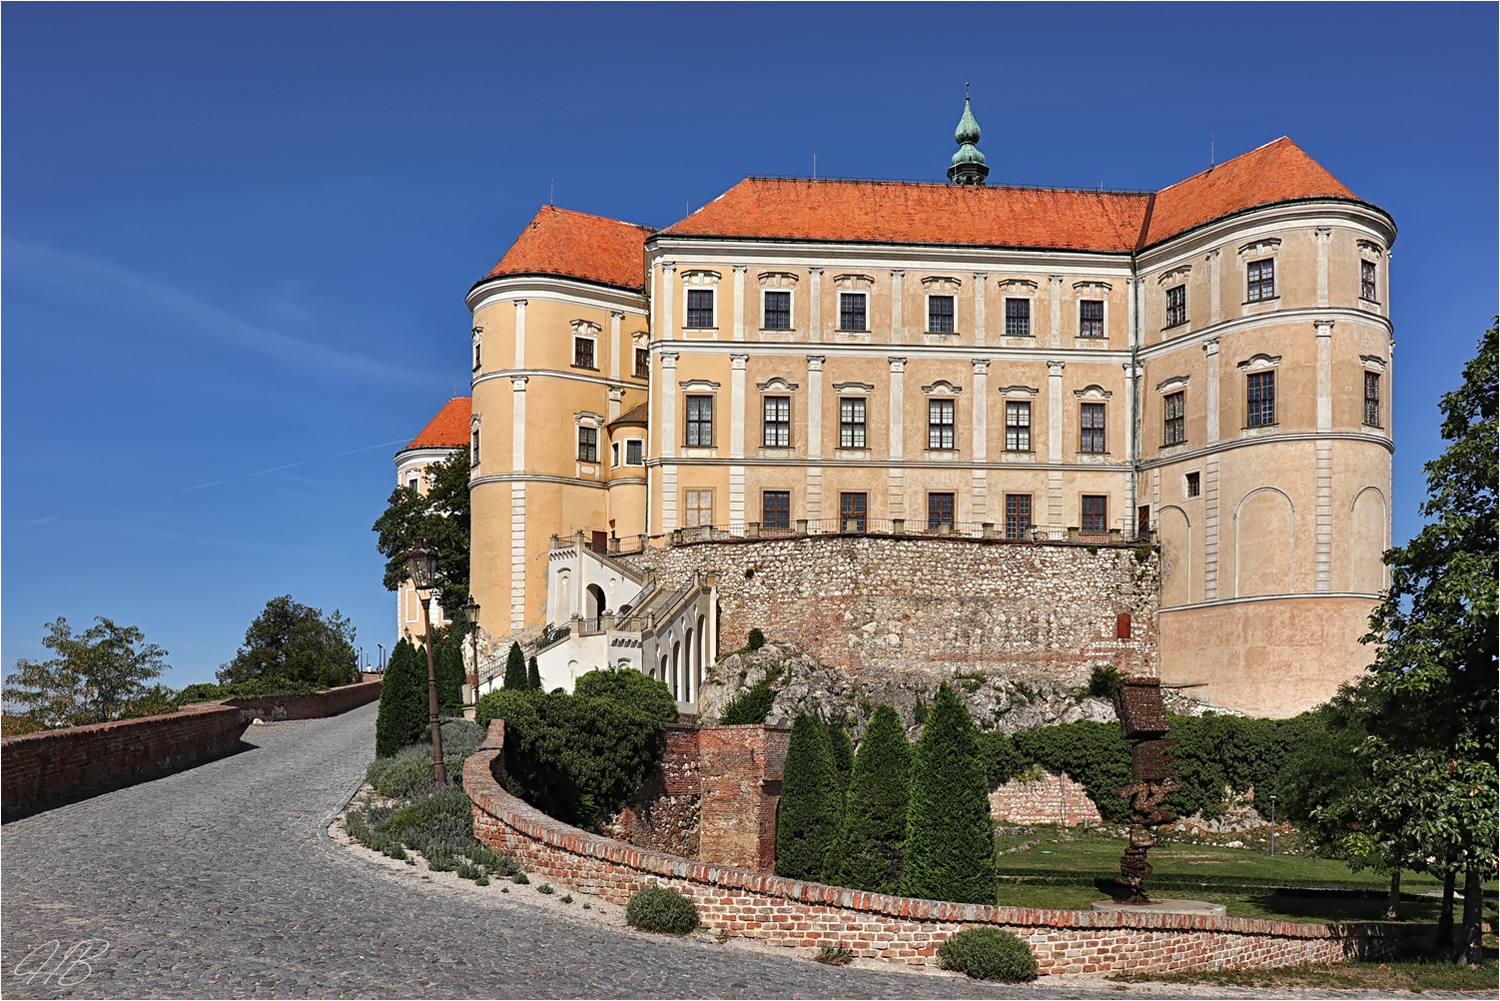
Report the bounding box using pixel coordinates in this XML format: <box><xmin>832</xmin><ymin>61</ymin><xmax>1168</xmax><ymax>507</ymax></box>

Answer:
<box><xmin>774</xmin><ymin>714</ymin><xmax>843</xmax><ymax>880</ymax></box>
<box><xmin>824</xmin><ymin>704</ymin><xmax>911</xmax><ymax>894</ymax></box>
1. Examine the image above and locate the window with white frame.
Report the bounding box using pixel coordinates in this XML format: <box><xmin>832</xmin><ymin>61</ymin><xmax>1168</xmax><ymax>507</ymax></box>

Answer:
<box><xmin>1247</xmin><ymin>371</ymin><xmax>1276</xmax><ymax>426</ymax></box>
<box><xmin>928</xmin><ymin>399</ymin><xmax>955</xmax><ymax>450</ymax></box>
<box><xmin>762</xmin><ymin>396</ymin><xmax>790</xmax><ymax>447</ymax></box>
<box><xmin>1247</xmin><ymin>258</ymin><xmax>1276</xmax><ymax>301</ymax></box>
<box><xmin>1080</xmin><ymin>402</ymin><xmax>1106</xmax><ymax>453</ymax></box>
<box><xmin>1163</xmin><ymin>391</ymin><xmax>1186</xmax><ymax>445</ymax></box>
<box><xmin>1165</xmin><ymin>285</ymin><xmax>1187</xmax><ymax>328</ymax></box>
<box><xmin>573</xmin><ymin>335</ymin><xmax>596</xmax><ymax>369</ymax></box>
<box><xmin>686</xmin><ymin>289</ymin><xmax>714</xmax><ymax>328</ymax></box>
<box><xmin>763</xmin><ymin>290</ymin><xmax>791</xmax><ymax>330</ymax></box>
<box><xmin>406</xmin><ymin>472</ymin><xmax>420</xmax><ymax>492</ymax></box>
<box><xmin>472</xmin><ymin>328</ymin><xmax>482</xmax><ymax>370</ymax></box>
<box><xmin>610</xmin><ymin>442</ymin><xmax>621</xmax><ymax>468</ymax></box>
<box><xmin>685</xmin><ymin>395</ymin><xmax>714</xmax><ymax>446</ymax></box>
<box><xmin>1079</xmin><ymin>300</ymin><xmax>1105</xmax><ymax>338</ymax></box>
<box><xmin>839</xmin><ymin>397</ymin><xmax>867</xmax><ymax>448</ymax></box>
<box><xmin>1004</xmin><ymin>494</ymin><xmax>1031</xmax><ymax>539</ymax></box>
<box><xmin>1004</xmin><ymin>298</ymin><xmax>1030</xmax><ymax>337</ymax></box>
<box><xmin>471</xmin><ymin>422</ymin><xmax>480</xmax><ymax>465</ymax></box>
<box><xmin>1005</xmin><ymin>401</ymin><xmax>1031</xmax><ymax>451</ymax></box>
<box><xmin>1081</xmin><ymin>494</ymin><xmax>1108</xmax><ymax>533</ymax></box>
<box><xmin>1361</xmin><ymin>260</ymin><xmax>1377</xmax><ymax>301</ymax></box>
<box><xmin>1364</xmin><ymin>371</ymin><xmax>1381</xmax><ymax>426</ymax></box>
<box><xmin>625</xmin><ymin>439</ymin><xmax>644</xmax><ymax>465</ymax></box>
<box><xmin>927</xmin><ymin>295</ymin><xmax>955</xmax><ymax>333</ymax></box>
<box><xmin>634</xmin><ymin>347</ymin><xmax>649</xmax><ymax>378</ymax></box>
<box><xmin>577</xmin><ymin>426</ymin><xmax>598</xmax><ymax>463</ymax></box>
<box><xmin>682</xmin><ymin>489</ymin><xmax>714</xmax><ymax>528</ymax></box>
<box><xmin>838</xmin><ymin>292</ymin><xmax>867</xmax><ymax>331</ymax></box>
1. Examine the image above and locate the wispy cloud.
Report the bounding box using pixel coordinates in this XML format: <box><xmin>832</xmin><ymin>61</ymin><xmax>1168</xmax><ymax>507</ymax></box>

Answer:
<box><xmin>169</xmin><ymin>436</ymin><xmax>412</xmax><ymax>494</ymax></box>
<box><xmin>3</xmin><ymin>239</ymin><xmax>422</xmax><ymax>384</ymax></box>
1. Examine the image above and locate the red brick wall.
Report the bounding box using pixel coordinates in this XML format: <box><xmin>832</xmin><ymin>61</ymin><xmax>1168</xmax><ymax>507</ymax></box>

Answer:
<box><xmin>613</xmin><ymin>725</ymin><xmax>702</xmax><ymax>858</ymax></box>
<box><xmin>989</xmin><ymin>770</ymin><xmax>1104</xmax><ymax>826</ymax></box>
<box><xmin>467</xmin><ymin>720</ymin><xmax>1423</xmax><ymax>975</ymax></box>
<box><xmin>698</xmin><ymin>724</ymin><xmax>789</xmax><ymax>871</ymax></box>
<box><xmin>2</xmin><ymin>680</ymin><xmax>382</xmax><ymax>813</ymax></box>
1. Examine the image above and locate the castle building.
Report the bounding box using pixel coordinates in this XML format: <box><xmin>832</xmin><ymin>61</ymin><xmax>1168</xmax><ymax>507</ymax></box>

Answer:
<box><xmin>392</xmin><ymin>396</ymin><xmax>470</xmax><ymax>644</ymax></box>
<box><xmin>406</xmin><ymin>102</ymin><xmax>1396</xmax><ymax>718</ymax></box>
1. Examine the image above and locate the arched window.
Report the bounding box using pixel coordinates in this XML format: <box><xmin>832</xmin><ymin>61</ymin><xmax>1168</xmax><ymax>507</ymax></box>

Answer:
<box><xmin>684</xmin><ymin>629</ymin><xmax>694</xmax><ymax>703</ymax></box>
<box><xmin>696</xmin><ymin>614</ymin><xmax>706</xmax><ymax>698</ymax></box>
<box><xmin>587</xmin><ymin>584</ymin><xmax>606</xmax><ymax>619</ymax></box>
<box><xmin>671</xmin><ymin>641</ymin><xmax>681</xmax><ymax>699</ymax></box>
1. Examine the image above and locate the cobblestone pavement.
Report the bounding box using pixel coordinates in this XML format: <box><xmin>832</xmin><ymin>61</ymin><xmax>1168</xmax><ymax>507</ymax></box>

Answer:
<box><xmin>0</xmin><ymin>705</ymin><xmax>1468</xmax><ymax>1000</ymax></box>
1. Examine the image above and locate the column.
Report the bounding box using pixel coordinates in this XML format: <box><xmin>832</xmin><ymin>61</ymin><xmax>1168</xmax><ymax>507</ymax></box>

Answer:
<box><xmin>609</xmin><ymin>311</ymin><xmax>622</xmax><ymax>380</ymax></box>
<box><xmin>973</xmin><ymin>273</ymin><xmax>987</xmax><ymax>346</ymax></box>
<box><xmin>806</xmin><ymin>355</ymin><xmax>824</xmax><ymax>519</ymax></box>
<box><xmin>1048</xmin><ymin>276</ymin><xmax>1063</xmax><ymax>348</ymax></box>
<box><xmin>732</xmin><ymin>266</ymin><xmax>747</xmax><ymax>341</ymax></box>
<box><xmin>971</xmin><ymin>358</ymin><xmax>989</xmax><ymax>520</ymax></box>
<box><xmin>1316</xmin><ymin>228</ymin><xmax>1331</xmax><ymax>308</ymax></box>
<box><xmin>1315</xmin><ymin>319</ymin><xmax>1335</xmax><ymax>592</ymax></box>
<box><xmin>809</xmin><ymin>268</ymin><xmax>823</xmax><ymax>340</ymax></box>
<box><xmin>514</xmin><ymin>299</ymin><xmax>527</xmax><ymax>368</ymax></box>
<box><xmin>1047</xmin><ymin>359</ymin><xmax>1065</xmax><ymax>530</ymax></box>
<box><xmin>729</xmin><ymin>354</ymin><xmax>747</xmax><ymax>527</ymax></box>
<box><xmin>1207</xmin><ymin>250</ymin><xmax>1220</xmax><ymax>326</ymax></box>
<box><xmin>890</xmin><ymin>270</ymin><xmax>904</xmax><ymax>340</ymax></box>
<box><xmin>661</xmin><ymin>263</ymin><xmax>677</xmax><ymax>340</ymax></box>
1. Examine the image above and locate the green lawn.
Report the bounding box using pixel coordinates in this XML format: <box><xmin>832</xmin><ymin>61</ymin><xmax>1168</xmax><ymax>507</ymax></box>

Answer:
<box><xmin>1109</xmin><ymin>958</ymin><xmax>1498</xmax><ymax>993</ymax></box>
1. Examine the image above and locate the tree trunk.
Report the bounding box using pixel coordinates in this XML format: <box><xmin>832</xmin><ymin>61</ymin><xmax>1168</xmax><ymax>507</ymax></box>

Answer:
<box><xmin>1385</xmin><ymin>870</ymin><xmax>1402</xmax><ymax>921</ymax></box>
<box><xmin>1461</xmin><ymin>864</ymin><xmax>1484</xmax><ymax>968</ymax></box>
<box><xmin>1437</xmin><ymin>867</ymin><xmax>1457</xmax><ymax>952</ymax></box>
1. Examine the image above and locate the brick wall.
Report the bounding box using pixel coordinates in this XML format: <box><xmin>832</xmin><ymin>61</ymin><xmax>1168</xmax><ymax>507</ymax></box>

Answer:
<box><xmin>467</xmin><ymin>720</ymin><xmax>1422</xmax><ymax>975</ymax></box>
<box><xmin>613</xmin><ymin>725</ymin><xmax>702</xmax><ymax>858</ymax></box>
<box><xmin>633</xmin><ymin>535</ymin><xmax>1158</xmax><ymax>686</ymax></box>
<box><xmin>698</xmin><ymin>724</ymin><xmax>789</xmax><ymax>872</ymax></box>
<box><xmin>989</xmin><ymin>770</ymin><xmax>1104</xmax><ymax>826</ymax></box>
<box><xmin>2</xmin><ymin>680</ymin><xmax>382</xmax><ymax>813</ymax></box>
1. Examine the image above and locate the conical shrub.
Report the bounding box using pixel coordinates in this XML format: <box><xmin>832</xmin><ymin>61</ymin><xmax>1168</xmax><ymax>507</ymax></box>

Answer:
<box><xmin>527</xmin><ymin>655</ymin><xmax>542</xmax><ymax>691</ymax></box>
<box><xmin>435</xmin><ymin>640</ymin><xmax>464</xmax><ymax>713</ymax></box>
<box><xmin>824</xmin><ymin>704</ymin><xmax>911</xmax><ymax>893</ymax></box>
<box><xmin>775</xmin><ymin>714</ymin><xmax>843</xmax><ymax>880</ymax></box>
<box><xmin>503</xmin><ymin>642</ymin><xmax>527</xmax><ymax>690</ymax></box>
<box><xmin>375</xmin><ymin>639</ymin><xmax>428</xmax><ymax>758</ymax></box>
<box><xmin>829</xmin><ymin>723</ymin><xmax>855</xmax><ymax>801</ymax></box>
<box><xmin>900</xmin><ymin>683</ymin><xmax>998</xmax><ymax>904</ymax></box>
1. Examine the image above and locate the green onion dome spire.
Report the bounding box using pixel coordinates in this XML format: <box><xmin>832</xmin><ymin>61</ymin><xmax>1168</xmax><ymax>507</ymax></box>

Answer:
<box><xmin>947</xmin><ymin>89</ymin><xmax>989</xmax><ymax>186</ymax></box>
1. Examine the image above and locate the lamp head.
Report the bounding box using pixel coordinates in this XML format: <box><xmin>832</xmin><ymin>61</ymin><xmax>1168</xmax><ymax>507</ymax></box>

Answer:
<box><xmin>407</xmin><ymin>542</ymin><xmax>438</xmax><ymax>590</ymax></box>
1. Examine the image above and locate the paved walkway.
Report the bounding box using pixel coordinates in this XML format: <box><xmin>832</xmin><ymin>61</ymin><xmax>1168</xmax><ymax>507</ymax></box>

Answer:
<box><xmin>0</xmin><ymin>705</ymin><xmax>1462</xmax><ymax>999</ymax></box>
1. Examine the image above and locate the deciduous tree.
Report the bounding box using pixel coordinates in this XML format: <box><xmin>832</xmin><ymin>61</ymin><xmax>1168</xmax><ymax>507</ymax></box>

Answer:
<box><xmin>216</xmin><ymin>596</ymin><xmax>356</xmax><ymax>690</ymax></box>
<box><xmin>371</xmin><ymin>447</ymin><xmax>471</xmax><ymax>615</ymax></box>
<box><xmin>3</xmin><ymin>617</ymin><xmax>170</xmax><ymax>728</ymax></box>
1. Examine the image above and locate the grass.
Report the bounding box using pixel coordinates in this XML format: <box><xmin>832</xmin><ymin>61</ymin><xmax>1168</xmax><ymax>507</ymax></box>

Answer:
<box><xmin>1109</xmin><ymin>957</ymin><xmax>1498</xmax><ymax>992</ymax></box>
<box><xmin>994</xmin><ymin>883</ymin><xmax>1462</xmax><ymax>925</ymax></box>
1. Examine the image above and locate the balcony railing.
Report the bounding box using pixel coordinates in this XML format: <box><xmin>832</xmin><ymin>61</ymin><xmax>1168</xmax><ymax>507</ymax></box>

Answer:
<box><xmin>665</xmin><ymin>518</ymin><xmax>1156</xmax><ymax>547</ymax></box>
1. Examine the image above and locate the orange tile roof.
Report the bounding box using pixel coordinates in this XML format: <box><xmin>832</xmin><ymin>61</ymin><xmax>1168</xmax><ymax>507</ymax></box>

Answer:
<box><xmin>479</xmin><ymin>207</ymin><xmax>654</xmax><ymax>290</ymax></box>
<box><xmin>665</xmin><ymin>178</ymin><xmax>1151</xmax><ymax>253</ymax></box>
<box><xmin>404</xmin><ymin>397</ymin><xmax>471</xmax><ymax>451</ymax></box>
<box><xmin>1144</xmin><ymin>137</ymin><xmax>1359</xmax><ymax>247</ymax></box>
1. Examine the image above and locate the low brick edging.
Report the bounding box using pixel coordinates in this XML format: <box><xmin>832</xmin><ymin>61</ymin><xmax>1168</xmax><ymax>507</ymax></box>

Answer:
<box><xmin>466</xmin><ymin>719</ymin><xmax>1424</xmax><ymax>975</ymax></box>
<box><xmin>2</xmin><ymin>680</ymin><xmax>382</xmax><ymax>813</ymax></box>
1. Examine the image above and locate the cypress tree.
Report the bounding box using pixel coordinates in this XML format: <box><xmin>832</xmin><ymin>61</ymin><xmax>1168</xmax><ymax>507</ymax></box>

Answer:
<box><xmin>900</xmin><ymin>683</ymin><xmax>998</xmax><ymax>904</ymax></box>
<box><xmin>829</xmin><ymin>722</ymin><xmax>855</xmax><ymax>800</ymax></box>
<box><xmin>774</xmin><ymin>714</ymin><xmax>843</xmax><ymax>881</ymax></box>
<box><xmin>502</xmin><ymin>642</ymin><xmax>527</xmax><ymax>691</ymax></box>
<box><xmin>375</xmin><ymin>639</ymin><xmax>427</xmax><ymax>758</ymax></box>
<box><xmin>527</xmin><ymin>655</ymin><xmax>542</xmax><ymax>691</ymax></box>
<box><xmin>435</xmin><ymin>640</ymin><xmax>464</xmax><ymax>713</ymax></box>
<box><xmin>824</xmin><ymin>704</ymin><xmax>911</xmax><ymax>894</ymax></box>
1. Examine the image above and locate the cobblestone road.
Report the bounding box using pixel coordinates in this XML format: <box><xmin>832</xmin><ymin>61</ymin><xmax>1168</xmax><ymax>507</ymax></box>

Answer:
<box><xmin>0</xmin><ymin>705</ymin><xmax>1462</xmax><ymax>999</ymax></box>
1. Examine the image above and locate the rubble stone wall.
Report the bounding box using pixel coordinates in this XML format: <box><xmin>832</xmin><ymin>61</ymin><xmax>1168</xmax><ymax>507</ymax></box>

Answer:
<box><xmin>989</xmin><ymin>769</ymin><xmax>1104</xmax><ymax>826</ymax></box>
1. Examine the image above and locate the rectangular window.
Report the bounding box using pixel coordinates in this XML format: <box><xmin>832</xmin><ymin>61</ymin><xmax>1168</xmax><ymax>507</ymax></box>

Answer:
<box><xmin>1004</xmin><ymin>298</ymin><xmax>1031</xmax><ymax>337</ymax></box>
<box><xmin>1004</xmin><ymin>494</ymin><xmax>1032</xmax><ymax>540</ymax></box>
<box><xmin>839</xmin><ymin>292</ymin><xmax>867</xmax><ymax>331</ymax></box>
<box><xmin>762</xmin><ymin>396</ymin><xmax>790</xmax><ymax>447</ymax></box>
<box><xmin>928</xmin><ymin>295</ymin><xmax>955</xmax><ymax>333</ymax></box>
<box><xmin>839</xmin><ymin>397</ymin><xmax>867</xmax><ymax>449</ymax></box>
<box><xmin>1004</xmin><ymin>401</ymin><xmax>1031</xmax><ymax>451</ymax></box>
<box><xmin>573</xmin><ymin>336</ymin><xmax>596</xmax><ymax>369</ymax></box>
<box><xmin>471</xmin><ymin>427</ymin><xmax>480</xmax><ymax>465</ymax></box>
<box><xmin>927</xmin><ymin>492</ymin><xmax>954</xmax><ymax>530</ymax></box>
<box><xmin>686</xmin><ymin>289</ymin><xmax>714</xmax><ymax>328</ymax></box>
<box><xmin>762</xmin><ymin>490</ymin><xmax>791</xmax><ymax>531</ymax></box>
<box><xmin>625</xmin><ymin>439</ymin><xmax>644</xmax><ymax>465</ymax></box>
<box><xmin>1163</xmin><ymin>391</ymin><xmax>1186</xmax><ymax>446</ymax></box>
<box><xmin>1247</xmin><ymin>259</ymin><xmax>1276</xmax><ymax>301</ymax></box>
<box><xmin>1165</xmin><ymin>285</ymin><xmax>1187</xmax><ymax>328</ymax></box>
<box><xmin>1364</xmin><ymin>372</ymin><xmax>1381</xmax><ymax>426</ymax></box>
<box><xmin>763</xmin><ymin>290</ymin><xmax>791</xmax><ymax>329</ymax></box>
<box><xmin>1081</xmin><ymin>495</ymin><xmax>1108</xmax><ymax>534</ymax></box>
<box><xmin>473</xmin><ymin>338</ymin><xmax>482</xmax><ymax>371</ymax></box>
<box><xmin>1361</xmin><ymin>260</ymin><xmax>1377</xmax><ymax>301</ymax></box>
<box><xmin>1186</xmin><ymin>471</ymin><xmax>1201</xmax><ymax>498</ymax></box>
<box><xmin>1079</xmin><ymin>299</ymin><xmax>1105</xmax><ymax>338</ymax></box>
<box><xmin>683</xmin><ymin>489</ymin><xmax>714</xmax><ymax>528</ymax></box>
<box><xmin>928</xmin><ymin>398</ymin><xmax>955</xmax><ymax>450</ymax></box>
<box><xmin>611</xmin><ymin>442</ymin><xmax>621</xmax><ymax>468</ymax></box>
<box><xmin>839</xmin><ymin>492</ymin><xmax>867</xmax><ymax>533</ymax></box>
<box><xmin>634</xmin><ymin>347</ymin><xmax>650</xmax><ymax>378</ymax></box>
<box><xmin>577</xmin><ymin>426</ymin><xmax>598</xmax><ymax>463</ymax></box>
<box><xmin>1247</xmin><ymin>371</ymin><xmax>1276</xmax><ymax>426</ymax></box>
<box><xmin>685</xmin><ymin>395</ymin><xmax>714</xmax><ymax>446</ymax></box>
<box><xmin>1080</xmin><ymin>402</ymin><xmax>1106</xmax><ymax>453</ymax></box>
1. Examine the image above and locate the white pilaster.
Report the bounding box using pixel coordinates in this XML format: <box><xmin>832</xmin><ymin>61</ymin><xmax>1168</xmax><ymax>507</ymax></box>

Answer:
<box><xmin>1203</xmin><ymin>338</ymin><xmax>1220</xmax><ymax>445</ymax></box>
<box><xmin>809</xmin><ymin>268</ymin><xmax>823</xmax><ymax>340</ymax></box>
<box><xmin>1207</xmin><ymin>250</ymin><xmax>1220</xmax><ymax>326</ymax></box>
<box><xmin>1315</xmin><ymin>319</ymin><xmax>1335</xmax><ymax>593</ymax></box>
<box><xmin>972</xmin><ymin>358</ymin><xmax>989</xmax><ymax>520</ymax></box>
<box><xmin>514</xmin><ymin>299</ymin><xmax>527</xmax><ymax>368</ymax></box>
<box><xmin>732</xmin><ymin>266</ymin><xmax>747</xmax><ymax>342</ymax></box>
<box><xmin>1047</xmin><ymin>359</ymin><xmax>1065</xmax><ymax>531</ymax></box>
<box><xmin>511</xmin><ymin>376</ymin><xmax>528</xmax><ymax>471</ymax></box>
<box><xmin>607</xmin><ymin>386</ymin><xmax>624</xmax><ymax>423</ymax></box>
<box><xmin>890</xmin><ymin>270</ymin><xmax>904</xmax><ymax>340</ymax></box>
<box><xmin>1048</xmin><ymin>276</ymin><xmax>1063</xmax><ymax>348</ymax></box>
<box><xmin>510</xmin><ymin>481</ymin><xmax>526</xmax><ymax>632</ymax></box>
<box><xmin>1204</xmin><ymin>454</ymin><xmax>1219</xmax><ymax>601</ymax></box>
<box><xmin>661</xmin><ymin>353</ymin><xmax>679</xmax><ymax>458</ymax></box>
<box><xmin>1315</xmin><ymin>320</ymin><xmax>1334</xmax><ymax>432</ymax></box>
<box><xmin>973</xmin><ymin>273</ymin><xmax>987</xmax><ymax>346</ymax></box>
<box><xmin>888</xmin><ymin>357</ymin><xmax>906</xmax><ymax>460</ymax></box>
<box><xmin>661</xmin><ymin>263</ymin><xmax>676</xmax><ymax>341</ymax></box>
<box><xmin>806</xmin><ymin>355</ymin><xmax>824</xmax><ymax>460</ymax></box>
<box><xmin>1315</xmin><ymin>228</ymin><xmax>1331</xmax><ymax>308</ymax></box>
<box><xmin>609</xmin><ymin>311</ymin><xmax>622</xmax><ymax>380</ymax></box>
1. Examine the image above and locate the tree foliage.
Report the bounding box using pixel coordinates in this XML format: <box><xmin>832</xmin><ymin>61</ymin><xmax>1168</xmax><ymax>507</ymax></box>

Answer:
<box><xmin>3</xmin><ymin>617</ymin><xmax>170</xmax><ymax>729</ymax></box>
<box><xmin>503</xmin><ymin>642</ymin><xmax>527</xmax><ymax>691</ymax></box>
<box><xmin>774</xmin><ymin>714</ymin><xmax>843</xmax><ymax>881</ymax></box>
<box><xmin>1011</xmin><ymin>721</ymin><xmax>1134</xmax><ymax>823</ymax></box>
<box><xmin>527</xmin><ymin>656</ymin><xmax>542</xmax><ymax>692</ymax></box>
<box><xmin>828</xmin><ymin>722</ymin><xmax>855</xmax><ymax>800</ymax></box>
<box><xmin>718</xmin><ymin>678</ymin><xmax>777</xmax><ymax>724</ymax></box>
<box><xmin>824</xmin><ymin>704</ymin><xmax>911</xmax><ymax>894</ymax></box>
<box><xmin>572</xmin><ymin>667</ymin><xmax>679</xmax><ymax>725</ymax></box>
<box><xmin>371</xmin><ymin>446</ymin><xmax>471</xmax><ymax>615</ymax></box>
<box><xmin>216</xmin><ymin>595</ymin><xmax>356</xmax><ymax>690</ymax></box>
<box><xmin>376</xmin><ymin>639</ymin><xmax>429</xmax><ymax>758</ymax></box>
<box><xmin>900</xmin><ymin>684</ymin><xmax>997</xmax><ymax>904</ymax></box>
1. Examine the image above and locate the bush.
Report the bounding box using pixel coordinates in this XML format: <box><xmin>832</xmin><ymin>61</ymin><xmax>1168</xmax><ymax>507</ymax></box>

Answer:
<box><xmin>503</xmin><ymin>642</ymin><xmax>527</xmax><ymax>691</ymax></box>
<box><xmin>625</xmin><ymin>886</ymin><xmax>700</xmax><ymax>934</ymax></box>
<box><xmin>1087</xmin><ymin>665</ymin><xmax>1126</xmax><ymax>698</ymax></box>
<box><xmin>719</xmin><ymin>678</ymin><xmax>777</xmax><ymax>724</ymax></box>
<box><xmin>978</xmin><ymin>730</ymin><xmax>1024</xmax><ymax>785</ymax></box>
<box><xmin>937</xmin><ymin>927</ymin><xmax>1038</xmax><ymax>982</ymax></box>
<box><xmin>573</xmin><ymin>668</ymin><xmax>678</xmax><ymax>725</ymax></box>
<box><xmin>775</xmin><ymin>714</ymin><xmax>843</xmax><ymax>880</ymax></box>
<box><xmin>829</xmin><ymin>723</ymin><xmax>854</xmax><ymax>799</ymax></box>
<box><xmin>901</xmin><ymin>684</ymin><xmax>997</xmax><ymax>904</ymax></box>
<box><xmin>1012</xmin><ymin>720</ymin><xmax>1133</xmax><ymax>823</ymax></box>
<box><xmin>824</xmin><ymin>704</ymin><xmax>911</xmax><ymax>894</ymax></box>
<box><xmin>176</xmin><ymin>678</ymin><xmax>323</xmax><ymax>705</ymax></box>
<box><xmin>527</xmin><ymin>656</ymin><xmax>542</xmax><ymax>691</ymax></box>
<box><xmin>747</xmin><ymin>628</ymin><xmax>766</xmax><ymax>650</ymax></box>
<box><xmin>365</xmin><ymin>719</ymin><xmax>484</xmax><ymax>797</ymax></box>
<box><xmin>435</xmin><ymin>641</ymin><xmax>465</xmax><ymax>714</ymax></box>
<box><xmin>118</xmin><ymin>683</ymin><xmax>181</xmax><ymax>719</ymax></box>
<box><xmin>375</xmin><ymin>639</ymin><xmax>428</xmax><ymax>758</ymax></box>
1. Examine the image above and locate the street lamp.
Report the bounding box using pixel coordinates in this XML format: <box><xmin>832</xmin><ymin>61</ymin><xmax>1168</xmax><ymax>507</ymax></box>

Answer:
<box><xmin>407</xmin><ymin>540</ymin><xmax>447</xmax><ymax>786</ymax></box>
<box><xmin>462</xmin><ymin>597</ymin><xmax>481</xmax><ymax>696</ymax></box>
<box><xmin>1269</xmin><ymin>794</ymin><xmax>1278</xmax><ymax>857</ymax></box>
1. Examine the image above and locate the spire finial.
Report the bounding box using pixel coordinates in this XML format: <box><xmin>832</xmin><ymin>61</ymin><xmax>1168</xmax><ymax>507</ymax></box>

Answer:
<box><xmin>947</xmin><ymin>89</ymin><xmax>989</xmax><ymax>186</ymax></box>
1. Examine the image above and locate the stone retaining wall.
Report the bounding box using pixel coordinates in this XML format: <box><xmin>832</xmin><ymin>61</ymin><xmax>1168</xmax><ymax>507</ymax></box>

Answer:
<box><xmin>2</xmin><ymin>680</ymin><xmax>382</xmax><ymax>813</ymax></box>
<box><xmin>990</xmin><ymin>770</ymin><xmax>1104</xmax><ymax>827</ymax></box>
<box><xmin>632</xmin><ymin>535</ymin><xmax>1159</xmax><ymax>687</ymax></box>
<box><xmin>466</xmin><ymin>719</ymin><xmax>1417</xmax><ymax>975</ymax></box>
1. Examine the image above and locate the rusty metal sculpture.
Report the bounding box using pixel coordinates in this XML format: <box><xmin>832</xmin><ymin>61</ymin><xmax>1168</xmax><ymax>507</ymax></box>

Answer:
<box><xmin>1111</xmin><ymin>677</ymin><xmax>1179</xmax><ymax>903</ymax></box>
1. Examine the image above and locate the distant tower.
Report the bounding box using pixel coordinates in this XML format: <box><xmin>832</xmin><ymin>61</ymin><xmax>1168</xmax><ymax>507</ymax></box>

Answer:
<box><xmin>947</xmin><ymin>90</ymin><xmax>989</xmax><ymax>186</ymax></box>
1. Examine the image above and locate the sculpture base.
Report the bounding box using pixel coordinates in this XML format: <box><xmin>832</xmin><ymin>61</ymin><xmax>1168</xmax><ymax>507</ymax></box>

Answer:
<box><xmin>1093</xmin><ymin>899</ymin><xmax>1228</xmax><ymax>918</ymax></box>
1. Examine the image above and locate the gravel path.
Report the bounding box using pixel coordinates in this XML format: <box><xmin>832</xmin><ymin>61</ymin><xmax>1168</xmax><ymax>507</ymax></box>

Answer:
<box><xmin>0</xmin><ymin>704</ymin><xmax>1469</xmax><ymax>999</ymax></box>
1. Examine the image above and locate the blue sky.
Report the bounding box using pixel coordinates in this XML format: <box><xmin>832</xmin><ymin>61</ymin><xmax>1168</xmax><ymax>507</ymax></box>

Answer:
<box><xmin>4</xmin><ymin>3</ymin><xmax>1495</xmax><ymax>688</ymax></box>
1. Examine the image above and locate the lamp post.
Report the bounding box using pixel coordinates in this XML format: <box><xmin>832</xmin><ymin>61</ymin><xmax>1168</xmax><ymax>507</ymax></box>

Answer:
<box><xmin>462</xmin><ymin>597</ymin><xmax>481</xmax><ymax>696</ymax></box>
<box><xmin>1269</xmin><ymin>794</ymin><xmax>1278</xmax><ymax>857</ymax></box>
<box><xmin>407</xmin><ymin>541</ymin><xmax>447</xmax><ymax>786</ymax></box>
